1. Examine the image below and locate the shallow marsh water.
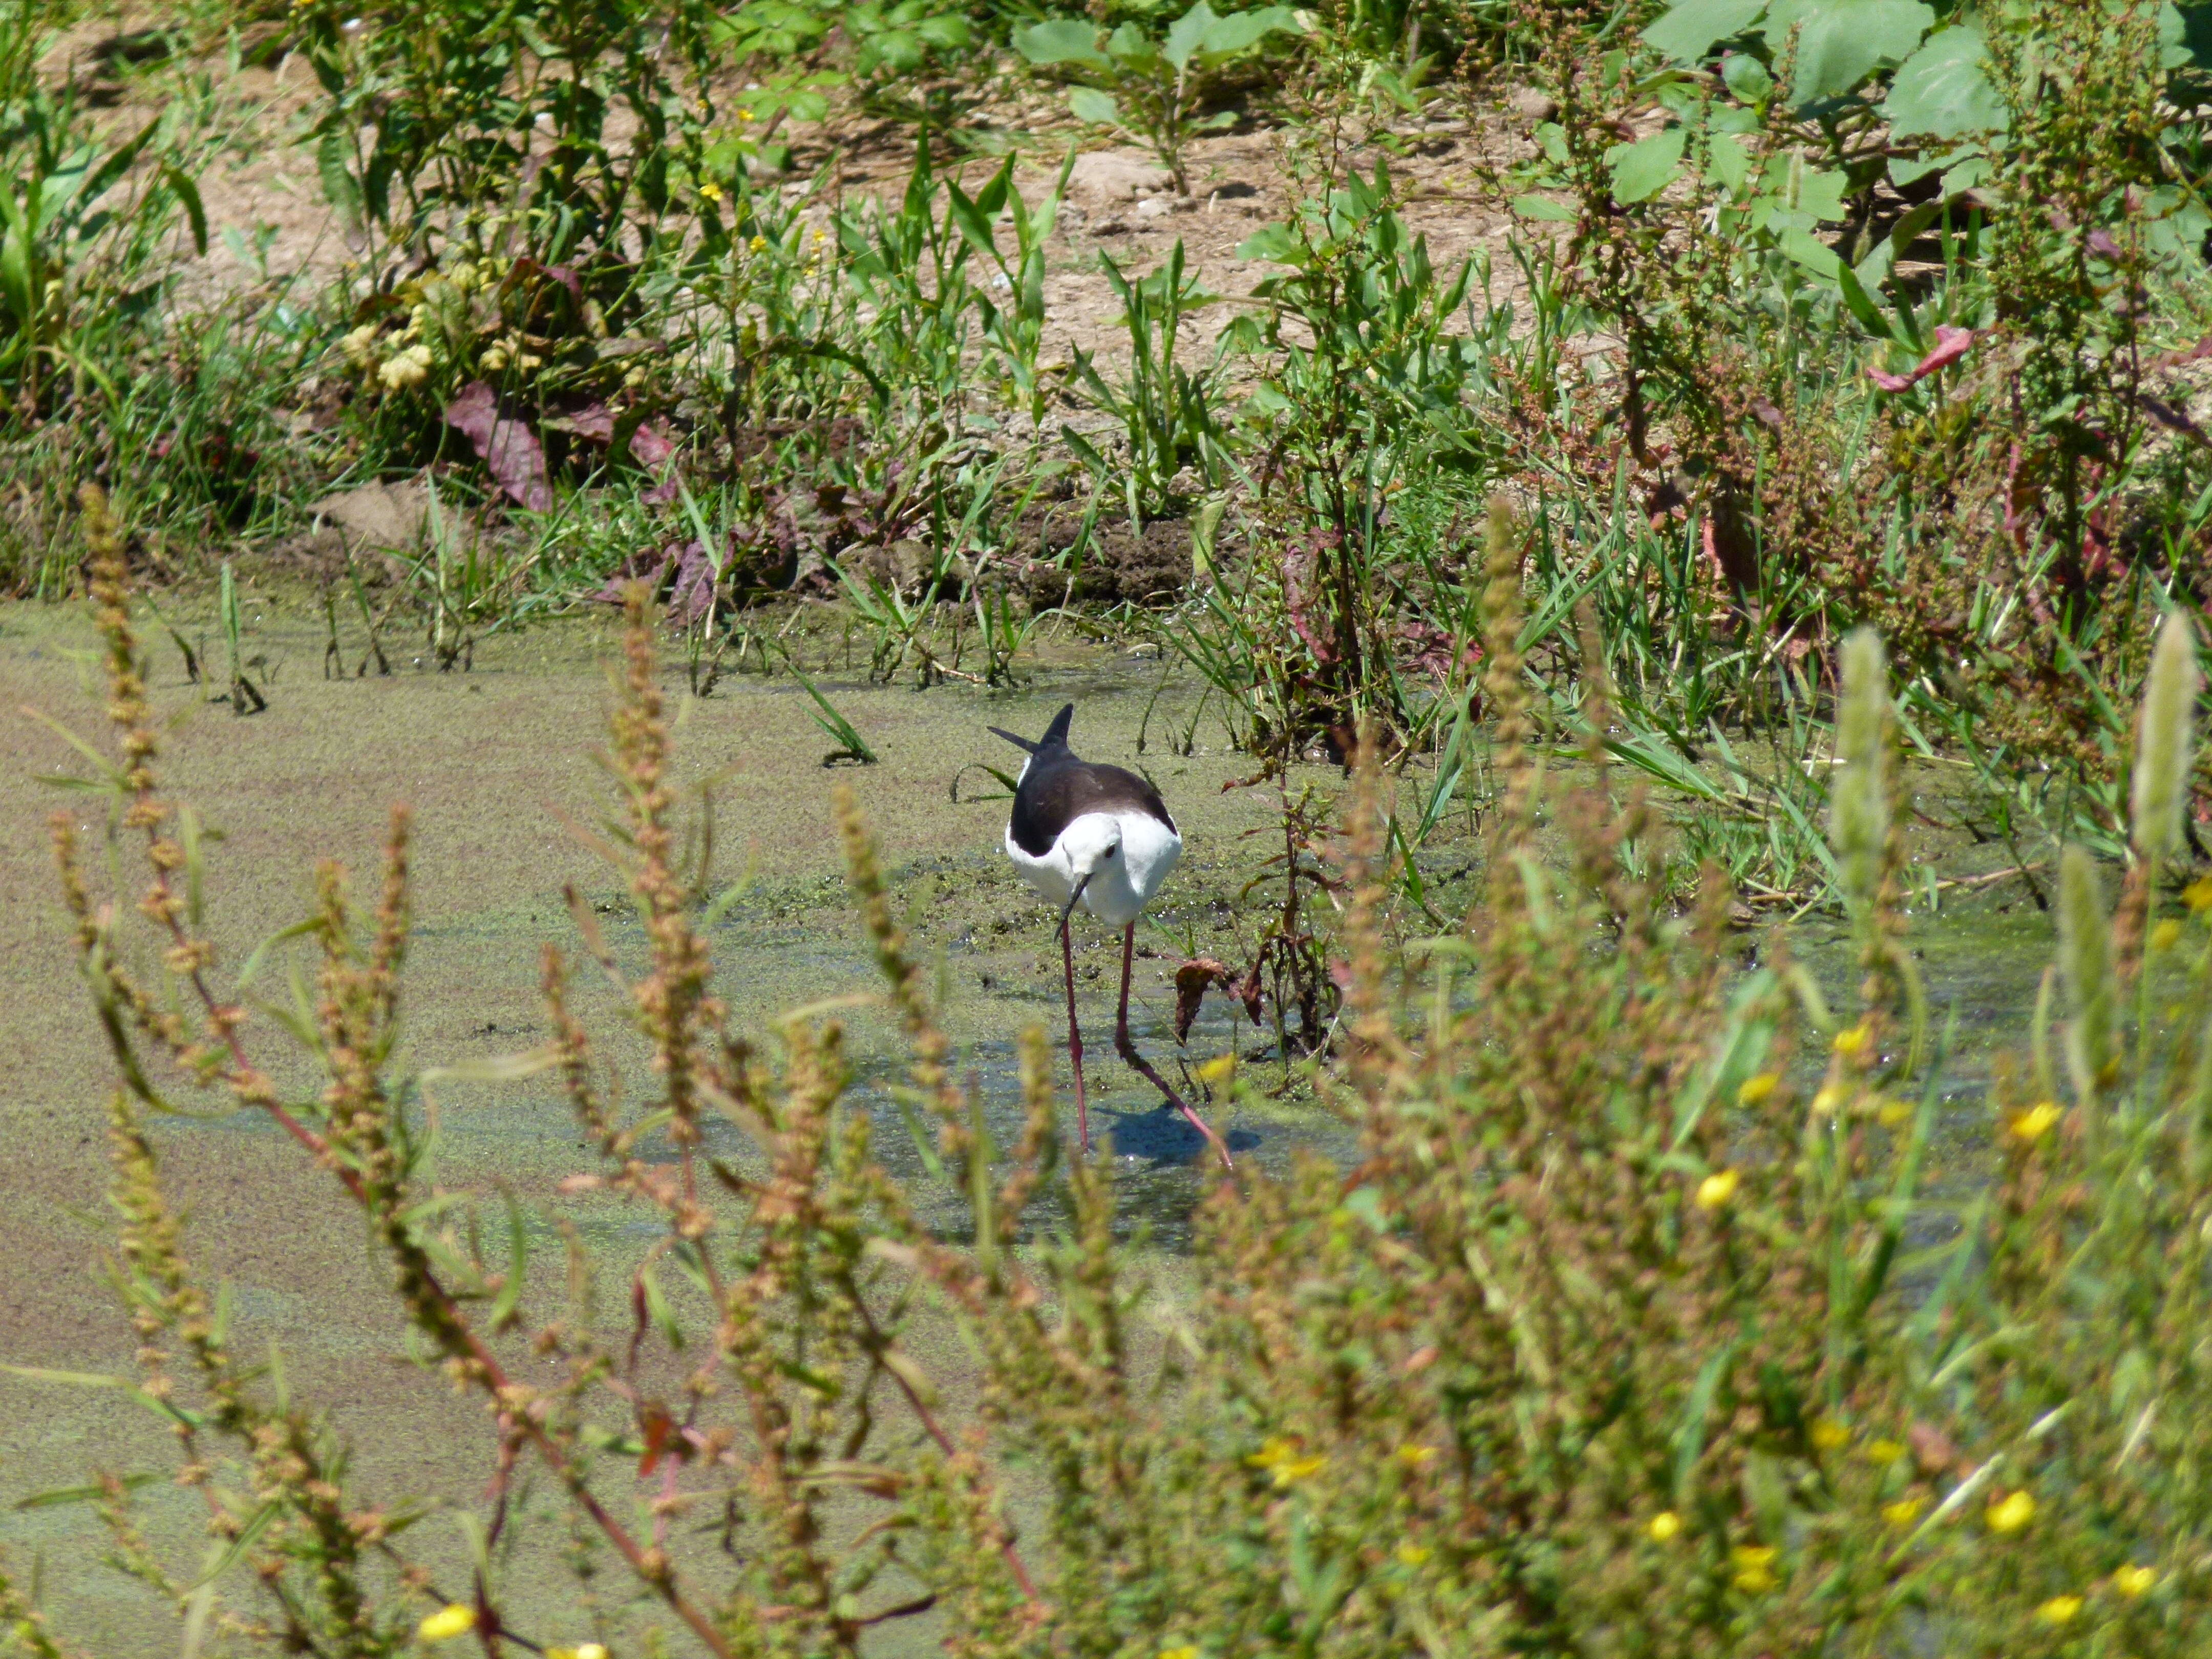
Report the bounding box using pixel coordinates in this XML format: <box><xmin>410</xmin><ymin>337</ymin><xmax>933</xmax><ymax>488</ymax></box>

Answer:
<box><xmin>0</xmin><ymin>593</ymin><xmax>2055</xmax><ymax>1652</ymax></box>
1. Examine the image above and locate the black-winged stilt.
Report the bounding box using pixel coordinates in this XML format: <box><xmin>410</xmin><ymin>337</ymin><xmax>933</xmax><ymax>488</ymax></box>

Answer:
<box><xmin>989</xmin><ymin>704</ymin><xmax>1230</xmax><ymax>1167</ymax></box>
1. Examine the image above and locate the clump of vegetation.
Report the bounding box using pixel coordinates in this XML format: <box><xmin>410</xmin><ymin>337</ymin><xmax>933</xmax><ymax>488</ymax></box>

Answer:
<box><xmin>6</xmin><ymin>0</ymin><xmax>2208</xmax><ymax>909</ymax></box>
<box><xmin>25</xmin><ymin>488</ymin><xmax>2212</xmax><ymax>1655</ymax></box>
<box><xmin>13</xmin><ymin>1</ymin><xmax>2212</xmax><ymax>1634</ymax></box>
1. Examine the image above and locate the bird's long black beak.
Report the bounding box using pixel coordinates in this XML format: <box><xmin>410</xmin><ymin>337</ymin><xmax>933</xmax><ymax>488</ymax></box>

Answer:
<box><xmin>1059</xmin><ymin>871</ymin><xmax>1092</xmax><ymax>932</ymax></box>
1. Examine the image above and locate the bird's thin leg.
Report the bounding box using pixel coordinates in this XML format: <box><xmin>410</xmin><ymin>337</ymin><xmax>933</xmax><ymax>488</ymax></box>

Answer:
<box><xmin>1116</xmin><ymin>921</ymin><xmax>1231</xmax><ymax>1169</ymax></box>
<box><xmin>1061</xmin><ymin>910</ymin><xmax>1089</xmax><ymax>1153</ymax></box>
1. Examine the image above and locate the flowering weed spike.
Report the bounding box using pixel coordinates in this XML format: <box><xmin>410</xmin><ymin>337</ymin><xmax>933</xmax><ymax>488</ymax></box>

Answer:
<box><xmin>2131</xmin><ymin>606</ymin><xmax>2199</xmax><ymax>863</ymax></box>
<box><xmin>1831</xmin><ymin>628</ymin><xmax>1891</xmax><ymax>915</ymax></box>
<box><xmin>2059</xmin><ymin>846</ymin><xmax>2115</xmax><ymax>1107</ymax></box>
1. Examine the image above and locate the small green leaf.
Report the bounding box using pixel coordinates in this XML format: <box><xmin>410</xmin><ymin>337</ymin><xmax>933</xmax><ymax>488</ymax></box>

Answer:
<box><xmin>1105</xmin><ymin>20</ymin><xmax>1162</xmax><ymax>68</ymax></box>
<box><xmin>16</xmin><ymin>1473</ymin><xmax>161</xmax><ymax>1511</ymax></box>
<box><xmin>1013</xmin><ymin>17</ymin><xmax>1110</xmax><ymax>67</ymax></box>
<box><xmin>315</xmin><ymin>132</ymin><xmax>362</xmax><ymax>229</ymax></box>
<box><xmin>1512</xmin><ymin>194</ymin><xmax>1578</xmax><ymax>222</ymax></box>
<box><xmin>1608</xmin><ymin>128</ymin><xmax>1686</xmax><ymax>204</ymax></box>
<box><xmin>1068</xmin><ymin>86</ymin><xmax>1122</xmax><ymax>127</ymax></box>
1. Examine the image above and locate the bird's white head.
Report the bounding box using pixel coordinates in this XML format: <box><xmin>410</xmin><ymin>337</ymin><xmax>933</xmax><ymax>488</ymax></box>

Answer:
<box><xmin>1060</xmin><ymin>813</ymin><xmax>1123</xmax><ymax>887</ymax></box>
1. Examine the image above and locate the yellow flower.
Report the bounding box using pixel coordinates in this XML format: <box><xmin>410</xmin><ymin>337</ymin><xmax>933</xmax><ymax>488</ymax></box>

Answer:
<box><xmin>1810</xmin><ymin>1416</ymin><xmax>1851</xmax><ymax>1452</ymax></box>
<box><xmin>1695</xmin><ymin>1169</ymin><xmax>1740</xmax><ymax>1211</ymax></box>
<box><xmin>1197</xmin><ymin>1053</ymin><xmax>1236</xmax><ymax>1084</ymax></box>
<box><xmin>1882</xmin><ymin>1495</ymin><xmax>1927</xmax><ymax>1528</ymax></box>
<box><xmin>1833</xmin><ymin>1023</ymin><xmax>1871</xmax><ymax>1058</ymax></box>
<box><xmin>1246</xmin><ymin>1437</ymin><xmax>1326</xmax><ymax>1489</ymax></box>
<box><xmin>1813</xmin><ymin>1083</ymin><xmax>1846</xmax><ymax>1115</ymax></box>
<box><xmin>1159</xmin><ymin>1648</ymin><xmax>1199</xmax><ymax>1659</ymax></box>
<box><xmin>2035</xmin><ymin>1595</ymin><xmax>2082</xmax><ymax>1626</ymax></box>
<box><xmin>2152</xmin><ymin>918</ymin><xmax>2183</xmax><ymax>952</ymax></box>
<box><xmin>1737</xmin><ymin>1072</ymin><xmax>1779</xmax><ymax>1105</ymax></box>
<box><xmin>418</xmin><ymin>1604</ymin><xmax>477</xmax><ymax>1642</ymax></box>
<box><xmin>2113</xmin><ymin>1563</ymin><xmax>2157</xmax><ymax>1598</ymax></box>
<box><xmin>698</xmin><ymin>180</ymin><xmax>725</xmax><ymax>203</ymax></box>
<box><xmin>737</xmin><ymin>107</ymin><xmax>757</xmax><ymax>121</ymax></box>
<box><xmin>548</xmin><ymin>1647</ymin><xmax>610</xmax><ymax>1659</ymax></box>
<box><xmin>1877</xmin><ymin>1096</ymin><xmax>1911</xmax><ymax>1128</ymax></box>
<box><xmin>1394</xmin><ymin>1444</ymin><xmax>1437</xmax><ymax>1467</ymax></box>
<box><xmin>1646</xmin><ymin>1511</ymin><xmax>1682</xmax><ymax>1543</ymax></box>
<box><xmin>1864</xmin><ymin>1438</ymin><xmax>1907</xmax><ymax>1466</ymax></box>
<box><xmin>2008</xmin><ymin>1102</ymin><xmax>2060</xmax><ymax>1144</ymax></box>
<box><xmin>749</xmin><ymin>235</ymin><xmax>768</xmax><ymax>252</ymax></box>
<box><xmin>1730</xmin><ymin>1545</ymin><xmax>1778</xmax><ymax>1593</ymax></box>
<box><xmin>1396</xmin><ymin>1542</ymin><xmax>1431</xmax><ymax>1567</ymax></box>
<box><xmin>2185</xmin><ymin>877</ymin><xmax>2212</xmax><ymax>912</ymax></box>
<box><xmin>1987</xmin><ymin>1490</ymin><xmax>2037</xmax><ymax>1534</ymax></box>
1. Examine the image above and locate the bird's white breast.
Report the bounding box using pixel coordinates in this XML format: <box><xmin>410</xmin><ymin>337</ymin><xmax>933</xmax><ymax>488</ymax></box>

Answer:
<box><xmin>1003</xmin><ymin>809</ymin><xmax>1180</xmax><ymax>927</ymax></box>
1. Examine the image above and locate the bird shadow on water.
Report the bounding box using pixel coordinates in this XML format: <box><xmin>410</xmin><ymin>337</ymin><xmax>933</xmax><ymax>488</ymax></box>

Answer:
<box><xmin>1103</xmin><ymin>1104</ymin><xmax>1261</xmax><ymax>1163</ymax></box>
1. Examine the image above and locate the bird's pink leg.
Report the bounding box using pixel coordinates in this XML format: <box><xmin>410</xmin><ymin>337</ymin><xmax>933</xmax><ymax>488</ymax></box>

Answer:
<box><xmin>1116</xmin><ymin>922</ymin><xmax>1232</xmax><ymax>1169</ymax></box>
<box><xmin>1061</xmin><ymin>911</ymin><xmax>1089</xmax><ymax>1153</ymax></box>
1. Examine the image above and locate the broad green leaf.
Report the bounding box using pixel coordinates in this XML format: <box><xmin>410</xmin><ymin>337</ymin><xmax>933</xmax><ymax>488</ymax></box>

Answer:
<box><xmin>1780</xmin><ymin>226</ymin><xmax>1842</xmax><ymax>276</ymax></box>
<box><xmin>1766</xmin><ymin>0</ymin><xmax>1932</xmax><ymax>102</ymax></box>
<box><xmin>1644</xmin><ymin>0</ymin><xmax>1769</xmax><ymax>60</ymax></box>
<box><xmin>1068</xmin><ymin>86</ymin><xmax>1122</xmax><ymax>127</ymax></box>
<box><xmin>1105</xmin><ymin>20</ymin><xmax>1163</xmax><ymax>68</ymax></box>
<box><xmin>1888</xmin><ymin>151</ymin><xmax>1948</xmax><ymax>188</ymax></box>
<box><xmin>1722</xmin><ymin>50</ymin><xmax>1775</xmax><ymax>100</ymax></box>
<box><xmin>1013</xmin><ymin>17</ymin><xmax>1110</xmax><ymax>68</ymax></box>
<box><xmin>2162</xmin><ymin>0</ymin><xmax>2211</xmax><ymax>68</ymax></box>
<box><xmin>1608</xmin><ymin>128</ymin><xmax>1686</xmax><ymax>204</ymax></box>
<box><xmin>1198</xmin><ymin>4</ymin><xmax>1302</xmax><ymax>58</ymax></box>
<box><xmin>2142</xmin><ymin>188</ymin><xmax>2211</xmax><ymax>263</ymax></box>
<box><xmin>1236</xmin><ymin>222</ymin><xmax>1306</xmax><ymax>261</ymax></box>
<box><xmin>1707</xmin><ymin>131</ymin><xmax>1755</xmax><ymax>194</ymax></box>
<box><xmin>1939</xmin><ymin>153</ymin><xmax>1990</xmax><ymax>196</ymax></box>
<box><xmin>1164</xmin><ymin>0</ymin><xmax>1219</xmax><ymax>69</ymax></box>
<box><xmin>1794</xmin><ymin>166</ymin><xmax>1847</xmax><ymax>222</ymax></box>
<box><xmin>1883</xmin><ymin>27</ymin><xmax>2006</xmax><ymax>138</ymax></box>
<box><xmin>2170</xmin><ymin>0</ymin><xmax>2212</xmax><ymax>67</ymax></box>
